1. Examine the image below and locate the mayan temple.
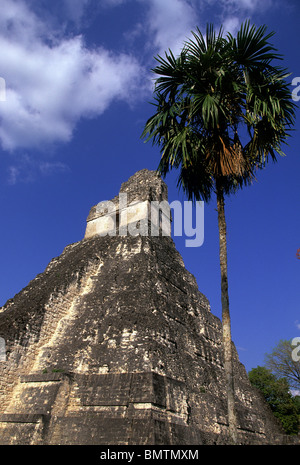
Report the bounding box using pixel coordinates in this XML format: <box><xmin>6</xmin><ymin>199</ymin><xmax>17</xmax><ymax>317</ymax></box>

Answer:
<box><xmin>0</xmin><ymin>169</ymin><xmax>289</xmax><ymax>445</ymax></box>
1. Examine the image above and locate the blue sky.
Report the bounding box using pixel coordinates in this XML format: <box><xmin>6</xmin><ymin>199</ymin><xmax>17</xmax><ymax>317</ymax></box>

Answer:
<box><xmin>0</xmin><ymin>0</ymin><xmax>299</xmax><ymax>373</ymax></box>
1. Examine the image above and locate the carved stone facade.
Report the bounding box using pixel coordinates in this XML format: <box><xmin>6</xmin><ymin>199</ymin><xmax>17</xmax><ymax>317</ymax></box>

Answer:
<box><xmin>0</xmin><ymin>170</ymin><xmax>289</xmax><ymax>444</ymax></box>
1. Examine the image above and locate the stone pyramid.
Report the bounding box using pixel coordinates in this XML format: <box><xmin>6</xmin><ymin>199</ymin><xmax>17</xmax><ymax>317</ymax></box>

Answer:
<box><xmin>0</xmin><ymin>169</ymin><xmax>286</xmax><ymax>445</ymax></box>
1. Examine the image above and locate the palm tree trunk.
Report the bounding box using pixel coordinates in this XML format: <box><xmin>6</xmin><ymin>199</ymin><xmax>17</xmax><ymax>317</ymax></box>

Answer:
<box><xmin>216</xmin><ymin>179</ymin><xmax>238</xmax><ymax>444</ymax></box>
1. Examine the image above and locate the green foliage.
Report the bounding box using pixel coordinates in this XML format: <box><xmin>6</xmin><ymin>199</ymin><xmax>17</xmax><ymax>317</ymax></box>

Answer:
<box><xmin>249</xmin><ymin>366</ymin><xmax>300</xmax><ymax>435</ymax></box>
<box><xmin>141</xmin><ymin>21</ymin><xmax>296</xmax><ymax>203</ymax></box>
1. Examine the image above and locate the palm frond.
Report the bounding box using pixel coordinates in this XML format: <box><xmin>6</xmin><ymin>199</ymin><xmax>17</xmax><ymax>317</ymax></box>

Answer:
<box><xmin>229</xmin><ymin>20</ymin><xmax>281</xmax><ymax>68</ymax></box>
<box><xmin>141</xmin><ymin>21</ymin><xmax>296</xmax><ymax>202</ymax></box>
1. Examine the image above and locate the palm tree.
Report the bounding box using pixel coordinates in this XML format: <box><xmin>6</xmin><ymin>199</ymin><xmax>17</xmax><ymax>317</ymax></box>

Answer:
<box><xmin>142</xmin><ymin>21</ymin><xmax>296</xmax><ymax>444</ymax></box>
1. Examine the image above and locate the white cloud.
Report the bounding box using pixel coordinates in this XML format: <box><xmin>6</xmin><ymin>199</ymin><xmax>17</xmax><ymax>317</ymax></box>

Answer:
<box><xmin>291</xmin><ymin>389</ymin><xmax>300</xmax><ymax>397</ymax></box>
<box><xmin>200</xmin><ymin>0</ymin><xmax>276</xmax><ymax>35</ymax></box>
<box><xmin>227</xmin><ymin>0</ymin><xmax>274</xmax><ymax>10</ymax></box>
<box><xmin>142</xmin><ymin>0</ymin><xmax>275</xmax><ymax>56</ymax></box>
<box><xmin>222</xmin><ymin>16</ymin><xmax>241</xmax><ymax>35</ymax></box>
<box><xmin>101</xmin><ymin>0</ymin><xmax>128</xmax><ymax>5</ymax></box>
<box><xmin>0</xmin><ymin>0</ymin><xmax>148</xmax><ymax>152</ymax></box>
<box><xmin>39</xmin><ymin>161</ymin><xmax>70</xmax><ymax>176</ymax></box>
<box><xmin>203</xmin><ymin>0</ymin><xmax>274</xmax><ymax>12</ymax></box>
<box><xmin>7</xmin><ymin>154</ymin><xmax>70</xmax><ymax>185</ymax></box>
<box><xmin>7</xmin><ymin>166</ymin><xmax>20</xmax><ymax>186</ymax></box>
<box><xmin>0</xmin><ymin>0</ymin><xmax>277</xmax><ymax>155</ymax></box>
<box><xmin>145</xmin><ymin>0</ymin><xmax>196</xmax><ymax>55</ymax></box>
